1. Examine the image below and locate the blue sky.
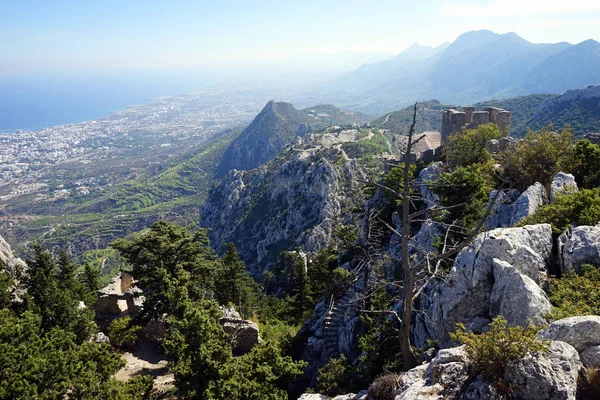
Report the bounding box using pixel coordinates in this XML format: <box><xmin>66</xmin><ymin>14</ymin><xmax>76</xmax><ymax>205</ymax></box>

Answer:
<box><xmin>2</xmin><ymin>0</ymin><xmax>600</xmax><ymax>73</ymax></box>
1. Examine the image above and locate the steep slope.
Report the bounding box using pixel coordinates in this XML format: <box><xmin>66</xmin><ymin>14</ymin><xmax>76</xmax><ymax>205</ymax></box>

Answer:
<box><xmin>475</xmin><ymin>86</ymin><xmax>600</xmax><ymax>137</ymax></box>
<box><xmin>202</xmin><ymin>125</ymin><xmax>397</xmax><ymax>274</ymax></box>
<box><xmin>526</xmin><ymin>85</ymin><xmax>600</xmax><ymax>135</ymax></box>
<box><xmin>216</xmin><ymin>101</ymin><xmax>368</xmax><ymax>175</ymax></box>
<box><xmin>203</xmin><ymin>146</ymin><xmax>367</xmax><ymax>275</ymax></box>
<box><xmin>525</xmin><ymin>40</ymin><xmax>600</xmax><ymax>94</ymax></box>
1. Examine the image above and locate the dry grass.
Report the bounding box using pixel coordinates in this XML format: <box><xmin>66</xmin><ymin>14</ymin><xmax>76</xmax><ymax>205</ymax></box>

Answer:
<box><xmin>368</xmin><ymin>372</ymin><xmax>400</xmax><ymax>400</ymax></box>
<box><xmin>579</xmin><ymin>367</ymin><xmax>600</xmax><ymax>399</ymax></box>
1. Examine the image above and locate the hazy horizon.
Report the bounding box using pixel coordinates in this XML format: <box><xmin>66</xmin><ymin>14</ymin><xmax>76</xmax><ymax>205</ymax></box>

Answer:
<box><xmin>2</xmin><ymin>0</ymin><xmax>600</xmax><ymax>130</ymax></box>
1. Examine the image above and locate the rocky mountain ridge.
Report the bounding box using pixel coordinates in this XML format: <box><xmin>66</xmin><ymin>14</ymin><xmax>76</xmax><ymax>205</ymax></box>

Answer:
<box><xmin>314</xmin><ymin>30</ymin><xmax>600</xmax><ymax>115</ymax></box>
<box><xmin>216</xmin><ymin>101</ymin><xmax>368</xmax><ymax>175</ymax></box>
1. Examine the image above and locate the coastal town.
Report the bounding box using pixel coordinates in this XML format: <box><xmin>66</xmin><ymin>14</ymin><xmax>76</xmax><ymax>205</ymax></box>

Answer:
<box><xmin>0</xmin><ymin>88</ymin><xmax>265</xmax><ymax>190</ymax></box>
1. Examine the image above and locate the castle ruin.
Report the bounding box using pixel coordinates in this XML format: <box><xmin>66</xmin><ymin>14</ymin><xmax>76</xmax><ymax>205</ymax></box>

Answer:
<box><xmin>441</xmin><ymin>106</ymin><xmax>511</xmax><ymax>142</ymax></box>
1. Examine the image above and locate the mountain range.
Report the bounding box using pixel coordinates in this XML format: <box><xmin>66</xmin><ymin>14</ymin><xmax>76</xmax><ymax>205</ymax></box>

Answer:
<box><xmin>311</xmin><ymin>30</ymin><xmax>600</xmax><ymax>116</ymax></box>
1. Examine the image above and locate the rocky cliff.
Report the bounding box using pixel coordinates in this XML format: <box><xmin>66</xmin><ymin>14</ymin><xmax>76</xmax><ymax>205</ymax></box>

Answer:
<box><xmin>203</xmin><ymin>143</ymin><xmax>368</xmax><ymax>275</ymax></box>
<box><xmin>216</xmin><ymin>101</ymin><xmax>368</xmax><ymax>176</ymax></box>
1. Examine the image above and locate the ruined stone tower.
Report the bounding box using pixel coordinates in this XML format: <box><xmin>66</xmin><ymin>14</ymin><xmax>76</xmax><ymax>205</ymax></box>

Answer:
<box><xmin>441</xmin><ymin>106</ymin><xmax>511</xmax><ymax>142</ymax></box>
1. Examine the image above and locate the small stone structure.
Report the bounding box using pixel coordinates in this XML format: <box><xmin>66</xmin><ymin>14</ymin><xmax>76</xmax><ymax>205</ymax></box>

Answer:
<box><xmin>95</xmin><ymin>272</ymin><xmax>143</xmax><ymax>317</ymax></box>
<box><xmin>219</xmin><ymin>306</ymin><xmax>260</xmax><ymax>354</ymax></box>
<box><xmin>441</xmin><ymin>106</ymin><xmax>511</xmax><ymax>142</ymax></box>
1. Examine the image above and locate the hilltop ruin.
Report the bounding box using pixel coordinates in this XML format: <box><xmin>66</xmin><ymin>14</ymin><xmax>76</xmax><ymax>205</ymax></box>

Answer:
<box><xmin>441</xmin><ymin>106</ymin><xmax>511</xmax><ymax>142</ymax></box>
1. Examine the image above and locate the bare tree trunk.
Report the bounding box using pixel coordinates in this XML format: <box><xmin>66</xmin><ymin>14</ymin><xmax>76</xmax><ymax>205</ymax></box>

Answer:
<box><xmin>399</xmin><ymin>103</ymin><xmax>418</xmax><ymax>369</ymax></box>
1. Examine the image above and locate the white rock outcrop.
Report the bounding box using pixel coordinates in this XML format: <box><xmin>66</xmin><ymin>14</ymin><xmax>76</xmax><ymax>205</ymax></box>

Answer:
<box><xmin>486</xmin><ymin>183</ymin><xmax>546</xmax><ymax>230</ymax></box>
<box><xmin>550</xmin><ymin>172</ymin><xmax>578</xmax><ymax>203</ymax></box>
<box><xmin>394</xmin><ymin>341</ymin><xmax>581</xmax><ymax>400</ymax></box>
<box><xmin>427</xmin><ymin>224</ymin><xmax>553</xmax><ymax>345</ymax></box>
<box><xmin>538</xmin><ymin>316</ymin><xmax>600</xmax><ymax>353</ymax></box>
<box><xmin>503</xmin><ymin>341</ymin><xmax>581</xmax><ymax>400</ymax></box>
<box><xmin>561</xmin><ymin>224</ymin><xmax>600</xmax><ymax>273</ymax></box>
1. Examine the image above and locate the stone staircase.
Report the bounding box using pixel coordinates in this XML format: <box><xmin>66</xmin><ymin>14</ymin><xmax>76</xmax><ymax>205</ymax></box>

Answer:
<box><xmin>322</xmin><ymin>269</ymin><xmax>365</xmax><ymax>356</ymax></box>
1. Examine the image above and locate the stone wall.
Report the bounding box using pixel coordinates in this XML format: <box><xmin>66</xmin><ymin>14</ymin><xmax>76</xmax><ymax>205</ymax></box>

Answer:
<box><xmin>441</xmin><ymin>106</ymin><xmax>511</xmax><ymax>142</ymax></box>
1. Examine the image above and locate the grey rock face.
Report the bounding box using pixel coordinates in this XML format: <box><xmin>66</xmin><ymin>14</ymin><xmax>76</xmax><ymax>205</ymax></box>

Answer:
<box><xmin>460</xmin><ymin>381</ymin><xmax>504</xmax><ymax>400</ymax></box>
<box><xmin>550</xmin><ymin>172</ymin><xmax>578</xmax><ymax>203</ymax></box>
<box><xmin>395</xmin><ymin>346</ymin><xmax>470</xmax><ymax>400</ymax></box>
<box><xmin>427</xmin><ymin>224</ymin><xmax>553</xmax><ymax>345</ymax></box>
<box><xmin>486</xmin><ymin>183</ymin><xmax>546</xmax><ymax>230</ymax></box>
<box><xmin>538</xmin><ymin>316</ymin><xmax>600</xmax><ymax>353</ymax></box>
<box><xmin>580</xmin><ymin>345</ymin><xmax>600</xmax><ymax>368</ymax></box>
<box><xmin>503</xmin><ymin>341</ymin><xmax>581</xmax><ymax>400</ymax></box>
<box><xmin>202</xmin><ymin>147</ymin><xmax>365</xmax><ymax>275</ymax></box>
<box><xmin>489</xmin><ymin>259</ymin><xmax>552</xmax><ymax>328</ymax></box>
<box><xmin>414</xmin><ymin>161</ymin><xmax>441</xmax><ymax>211</ymax></box>
<box><xmin>562</xmin><ymin>225</ymin><xmax>600</xmax><ymax>273</ymax></box>
<box><xmin>0</xmin><ymin>235</ymin><xmax>26</xmax><ymax>279</ymax></box>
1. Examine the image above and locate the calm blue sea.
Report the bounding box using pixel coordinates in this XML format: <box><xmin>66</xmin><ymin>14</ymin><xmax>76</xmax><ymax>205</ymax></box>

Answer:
<box><xmin>0</xmin><ymin>71</ymin><xmax>216</xmax><ymax>132</ymax></box>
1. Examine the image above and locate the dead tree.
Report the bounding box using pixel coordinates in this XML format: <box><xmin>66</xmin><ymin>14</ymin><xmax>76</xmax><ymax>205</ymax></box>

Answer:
<box><xmin>369</xmin><ymin>103</ymin><xmax>501</xmax><ymax>369</ymax></box>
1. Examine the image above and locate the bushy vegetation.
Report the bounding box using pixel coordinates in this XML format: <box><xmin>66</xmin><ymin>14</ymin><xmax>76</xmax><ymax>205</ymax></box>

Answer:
<box><xmin>548</xmin><ymin>264</ymin><xmax>600</xmax><ymax>320</ymax></box>
<box><xmin>112</xmin><ymin>221</ymin><xmax>308</xmax><ymax>399</ymax></box>
<box><xmin>568</xmin><ymin>139</ymin><xmax>600</xmax><ymax>188</ymax></box>
<box><xmin>434</xmin><ymin>161</ymin><xmax>498</xmax><ymax>230</ymax></box>
<box><xmin>518</xmin><ymin>188</ymin><xmax>600</xmax><ymax>233</ymax></box>
<box><xmin>315</xmin><ymin>355</ymin><xmax>354</xmax><ymax>396</ymax></box>
<box><xmin>451</xmin><ymin>316</ymin><xmax>549</xmax><ymax>384</ymax></box>
<box><xmin>444</xmin><ymin>123</ymin><xmax>502</xmax><ymax>168</ymax></box>
<box><xmin>0</xmin><ymin>247</ymin><xmax>151</xmax><ymax>399</ymax></box>
<box><xmin>499</xmin><ymin>126</ymin><xmax>574</xmax><ymax>191</ymax></box>
<box><xmin>108</xmin><ymin>316</ymin><xmax>141</xmax><ymax>350</ymax></box>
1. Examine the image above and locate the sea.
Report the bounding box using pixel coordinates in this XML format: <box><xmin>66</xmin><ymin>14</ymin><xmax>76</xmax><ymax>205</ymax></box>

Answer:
<box><xmin>0</xmin><ymin>70</ymin><xmax>218</xmax><ymax>133</ymax></box>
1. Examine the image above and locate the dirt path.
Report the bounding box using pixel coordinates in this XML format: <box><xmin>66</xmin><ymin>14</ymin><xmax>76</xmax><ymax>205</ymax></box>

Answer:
<box><xmin>115</xmin><ymin>343</ymin><xmax>174</xmax><ymax>395</ymax></box>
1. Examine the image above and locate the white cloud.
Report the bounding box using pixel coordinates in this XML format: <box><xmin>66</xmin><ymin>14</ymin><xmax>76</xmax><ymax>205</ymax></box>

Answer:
<box><xmin>440</xmin><ymin>0</ymin><xmax>600</xmax><ymax>17</ymax></box>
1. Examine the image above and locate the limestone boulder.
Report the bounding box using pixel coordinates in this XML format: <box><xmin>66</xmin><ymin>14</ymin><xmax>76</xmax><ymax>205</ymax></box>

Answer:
<box><xmin>562</xmin><ymin>225</ymin><xmax>600</xmax><ymax>273</ymax></box>
<box><xmin>503</xmin><ymin>341</ymin><xmax>581</xmax><ymax>400</ymax></box>
<box><xmin>459</xmin><ymin>381</ymin><xmax>503</xmax><ymax>400</ymax></box>
<box><xmin>428</xmin><ymin>224</ymin><xmax>553</xmax><ymax>345</ymax></box>
<box><xmin>95</xmin><ymin>332</ymin><xmax>110</xmax><ymax>344</ymax></box>
<box><xmin>297</xmin><ymin>394</ymin><xmax>327</xmax><ymax>400</ymax></box>
<box><xmin>489</xmin><ymin>259</ymin><xmax>552</xmax><ymax>328</ymax></box>
<box><xmin>395</xmin><ymin>346</ymin><xmax>470</xmax><ymax>400</ymax></box>
<box><xmin>538</xmin><ymin>316</ymin><xmax>600</xmax><ymax>353</ymax></box>
<box><xmin>550</xmin><ymin>172</ymin><xmax>577</xmax><ymax>203</ymax></box>
<box><xmin>486</xmin><ymin>183</ymin><xmax>546</xmax><ymax>230</ymax></box>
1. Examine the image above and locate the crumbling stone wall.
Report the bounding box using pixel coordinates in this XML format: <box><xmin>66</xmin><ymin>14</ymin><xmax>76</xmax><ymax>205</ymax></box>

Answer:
<box><xmin>441</xmin><ymin>106</ymin><xmax>511</xmax><ymax>142</ymax></box>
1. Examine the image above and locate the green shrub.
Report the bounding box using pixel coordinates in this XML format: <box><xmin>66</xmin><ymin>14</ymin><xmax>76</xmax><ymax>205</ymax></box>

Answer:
<box><xmin>499</xmin><ymin>126</ymin><xmax>573</xmax><ymax>191</ymax></box>
<box><xmin>517</xmin><ymin>188</ymin><xmax>600</xmax><ymax>234</ymax></box>
<box><xmin>548</xmin><ymin>264</ymin><xmax>600</xmax><ymax>320</ymax></box>
<box><xmin>451</xmin><ymin>316</ymin><xmax>549</xmax><ymax>384</ymax></box>
<box><xmin>568</xmin><ymin>139</ymin><xmax>600</xmax><ymax>188</ymax></box>
<box><xmin>316</xmin><ymin>354</ymin><xmax>353</xmax><ymax>396</ymax></box>
<box><xmin>445</xmin><ymin>123</ymin><xmax>502</xmax><ymax>168</ymax></box>
<box><xmin>434</xmin><ymin>161</ymin><xmax>497</xmax><ymax>230</ymax></box>
<box><xmin>108</xmin><ymin>316</ymin><xmax>141</xmax><ymax>350</ymax></box>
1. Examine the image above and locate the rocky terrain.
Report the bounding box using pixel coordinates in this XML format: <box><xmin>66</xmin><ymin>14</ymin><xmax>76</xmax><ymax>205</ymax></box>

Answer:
<box><xmin>217</xmin><ymin>101</ymin><xmax>368</xmax><ymax>175</ymax></box>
